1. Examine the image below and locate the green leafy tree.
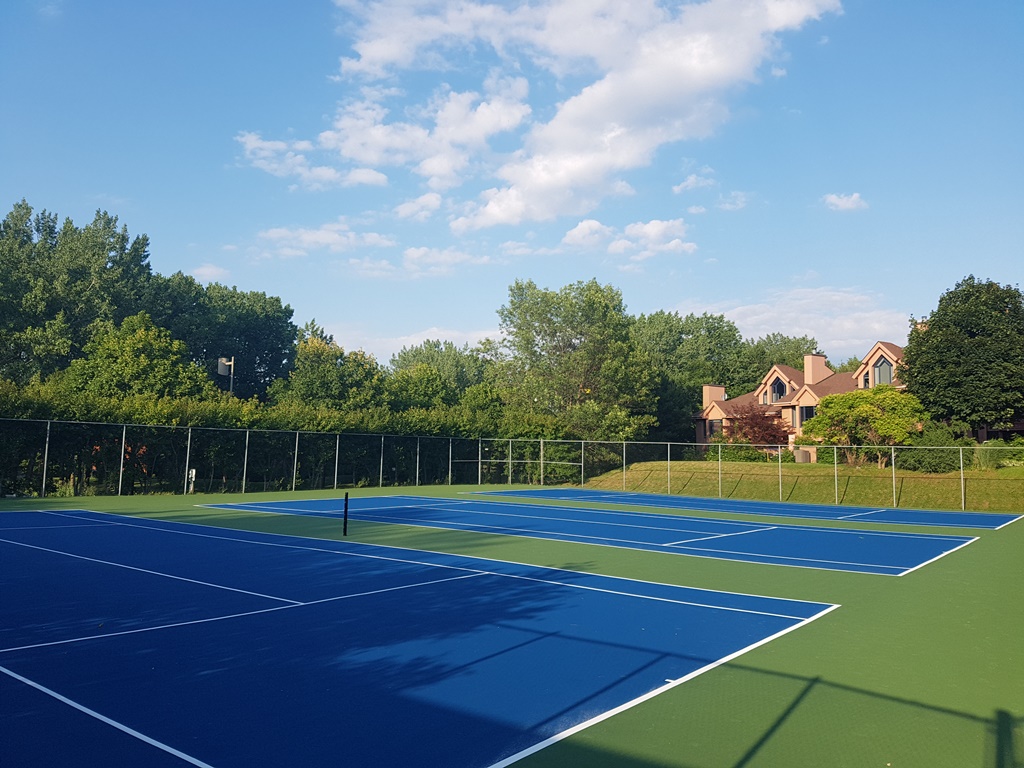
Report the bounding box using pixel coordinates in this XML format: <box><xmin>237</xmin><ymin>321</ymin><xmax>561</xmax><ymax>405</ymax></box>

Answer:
<box><xmin>197</xmin><ymin>283</ymin><xmax>298</xmax><ymax>400</ymax></box>
<box><xmin>496</xmin><ymin>279</ymin><xmax>656</xmax><ymax>440</ymax></box>
<box><xmin>268</xmin><ymin>334</ymin><xmax>385</xmax><ymax>411</ymax></box>
<box><xmin>901</xmin><ymin>276</ymin><xmax>1024</xmax><ymax>430</ymax></box>
<box><xmin>0</xmin><ymin>201</ymin><xmax>153</xmax><ymax>382</ymax></box>
<box><xmin>47</xmin><ymin>312</ymin><xmax>216</xmax><ymax>401</ymax></box>
<box><xmin>390</xmin><ymin>339</ymin><xmax>487</xmax><ymax>407</ymax></box>
<box><xmin>801</xmin><ymin>386</ymin><xmax>928</xmax><ymax>467</ymax></box>
<box><xmin>731</xmin><ymin>333</ymin><xmax>822</xmax><ymax>394</ymax></box>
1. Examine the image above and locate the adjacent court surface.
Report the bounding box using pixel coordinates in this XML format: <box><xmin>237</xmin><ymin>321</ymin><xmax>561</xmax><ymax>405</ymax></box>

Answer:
<box><xmin>209</xmin><ymin>496</ymin><xmax>978</xmax><ymax>576</ymax></box>
<box><xmin>477</xmin><ymin>488</ymin><xmax>1023</xmax><ymax>529</ymax></box>
<box><xmin>1</xmin><ymin>509</ymin><xmax>836</xmax><ymax>768</ymax></box>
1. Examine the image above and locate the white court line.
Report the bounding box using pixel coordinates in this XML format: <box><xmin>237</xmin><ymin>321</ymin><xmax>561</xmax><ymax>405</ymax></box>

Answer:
<box><xmin>361</xmin><ymin>503</ymin><xmax>763</xmax><ymax>540</ymax></box>
<box><xmin>0</xmin><ymin>536</ymin><xmax>303</xmax><ymax>606</ymax></box>
<box><xmin>899</xmin><ymin>536</ymin><xmax>979</xmax><ymax>576</ymax></box>
<box><xmin>669</xmin><ymin>541</ymin><xmax>907</xmax><ymax>573</ymax></box>
<box><xmin>0</xmin><ymin>572</ymin><xmax>486</xmax><ymax>656</ymax></box>
<box><xmin>0</xmin><ymin>522</ymin><xmax>113</xmax><ymax>532</ymax></box>
<box><xmin>485</xmin><ymin>602</ymin><xmax>842</xmax><ymax>768</ymax></box>
<box><xmin>663</xmin><ymin>526</ymin><xmax>779</xmax><ymax>546</ymax></box>
<box><xmin>838</xmin><ymin>509</ymin><xmax>884</xmax><ymax>519</ymax></box>
<box><xmin>1</xmin><ymin>665</ymin><xmax>216</xmax><ymax>767</ymax></box>
<box><xmin>355</xmin><ymin>510</ymin><xmax>696</xmax><ymax>550</ymax></box>
<box><xmin>38</xmin><ymin>510</ymin><xmax>829</xmax><ymax>617</ymax></box>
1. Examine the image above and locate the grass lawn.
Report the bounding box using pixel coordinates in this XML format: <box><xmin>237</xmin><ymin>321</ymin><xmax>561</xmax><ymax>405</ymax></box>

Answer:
<box><xmin>588</xmin><ymin>460</ymin><xmax>1024</xmax><ymax>513</ymax></box>
<box><xmin>3</xmin><ymin>485</ymin><xmax>1021</xmax><ymax>767</ymax></box>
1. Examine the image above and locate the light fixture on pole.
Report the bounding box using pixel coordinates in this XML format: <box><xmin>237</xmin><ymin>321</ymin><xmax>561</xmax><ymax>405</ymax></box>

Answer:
<box><xmin>218</xmin><ymin>356</ymin><xmax>235</xmax><ymax>395</ymax></box>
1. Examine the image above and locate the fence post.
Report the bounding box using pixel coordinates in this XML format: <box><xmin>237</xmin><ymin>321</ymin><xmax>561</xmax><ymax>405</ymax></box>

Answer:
<box><xmin>778</xmin><ymin>445</ymin><xmax>783</xmax><ymax>501</ymax></box>
<box><xmin>416</xmin><ymin>437</ymin><xmax>421</xmax><ymax>487</ymax></box>
<box><xmin>40</xmin><ymin>420</ymin><xmax>51</xmax><ymax>498</ymax></box>
<box><xmin>183</xmin><ymin>427</ymin><xmax>192</xmax><ymax>496</ymax></box>
<box><xmin>891</xmin><ymin>446</ymin><xmax>897</xmax><ymax>507</ymax></box>
<box><xmin>623</xmin><ymin>441</ymin><xmax>627</xmax><ymax>491</ymax></box>
<box><xmin>959</xmin><ymin>447</ymin><xmax>965</xmax><ymax>511</ymax></box>
<box><xmin>243</xmin><ymin>430</ymin><xmax>250</xmax><ymax>494</ymax></box>
<box><xmin>478</xmin><ymin>438</ymin><xmax>482</xmax><ymax>485</ymax></box>
<box><xmin>580</xmin><ymin>441</ymin><xmax>585</xmax><ymax>486</ymax></box>
<box><xmin>333</xmin><ymin>434</ymin><xmax>339</xmax><ymax>491</ymax></box>
<box><xmin>448</xmin><ymin>438</ymin><xmax>452</xmax><ymax>486</ymax></box>
<box><xmin>540</xmin><ymin>439</ymin><xmax>545</xmax><ymax>486</ymax></box>
<box><xmin>379</xmin><ymin>435</ymin><xmax>385</xmax><ymax>487</ymax></box>
<box><xmin>831</xmin><ymin>448</ymin><xmax>839</xmax><ymax>507</ymax></box>
<box><xmin>118</xmin><ymin>424</ymin><xmax>127</xmax><ymax>496</ymax></box>
<box><xmin>292</xmin><ymin>431</ymin><xmax>300</xmax><ymax>492</ymax></box>
<box><xmin>508</xmin><ymin>439</ymin><xmax>512</xmax><ymax>485</ymax></box>
<box><xmin>718</xmin><ymin>443</ymin><xmax>722</xmax><ymax>498</ymax></box>
<box><xmin>667</xmin><ymin>442</ymin><xmax>671</xmax><ymax>495</ymax></box>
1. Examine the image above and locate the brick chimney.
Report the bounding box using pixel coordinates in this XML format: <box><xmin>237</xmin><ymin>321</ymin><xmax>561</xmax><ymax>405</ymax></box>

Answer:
<box><xmin>804</xmin><ymin>354</ymin><xmax>832</xmax><ymax>386</ymax></box>
<box><xmin>702</xmin><ymin>385</ymin><xmax>727</xmax><ymax>408</ymax></box>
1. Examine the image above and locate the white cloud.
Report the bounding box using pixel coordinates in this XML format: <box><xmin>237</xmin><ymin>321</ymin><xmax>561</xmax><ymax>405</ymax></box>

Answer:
<box><xmin>235</xmin><ymin>132</ymin><xmax>345</xmax><ymax>191</ymax></box>
<box><xmin>318</xmin><ymin>77</ymin><xmax>531</xmax><ymax>191</ymax></box>
<box><xmin>331</xmin><ymin>0</ymin><xmax>840</xmax><ymax>230</ymax></box>
<box><xmin>258</xmin><ymin>218</ymin><xmax>396</xmax><ymax>256</ymax></box>
<box><xmin>343</xmin><ymin>168</ymin><xmax>389</xmax><ymax>186</ymax></box>
<box><xmin>687</xmin><ymin>205</ymin><xmax>708</xmax><ymax>214</ymax></box>
<box><xmin>191</xmin><ymin>263</ymin><xmax>230</xmax><ymax>282</ymax></box>
<box><xmin>672</xmin><ymin>173</ymin><xmax>717</xmax><ymax>193</ymax></box>
<box><xmin>562</xmin><ymin>219</ymin><xmax>614</xmax><ymax>247</ymax></box>
<box><xmin>394</xmin><ymin>192</ymin><xmax>443</xmax><ymax>221</ymax></box>
<box><xmin>718</xmin><ymin>191</ymin><xmax>748</xmax><ymax>211</ymax></box>
<box><xmin>823</xmin><ymin>192</ymin><xmax>869</xmax><ymax>211</ymax></box>
<box><xmin>690</xmin><ymin>286</ymin><xmax>910</xmax><ymax>362</ymax></box>
<box><xmin>402</xmin><ymin>245</ymin><xmax>493</xmax><ymax>276</ymax></box>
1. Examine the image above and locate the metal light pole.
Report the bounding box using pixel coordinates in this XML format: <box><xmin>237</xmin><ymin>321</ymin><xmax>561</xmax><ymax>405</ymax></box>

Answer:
<box><xmin>218</xmin><ymin>356</ymin><xmax>235</xmax><ymax>395</ymax></box>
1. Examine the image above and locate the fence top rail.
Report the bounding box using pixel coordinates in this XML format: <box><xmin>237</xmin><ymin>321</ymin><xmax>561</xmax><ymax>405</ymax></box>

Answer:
<box><xmin>0</xmin><ymin>417</ymin><xmax>1018</xmax><ymax>452</ymax></box>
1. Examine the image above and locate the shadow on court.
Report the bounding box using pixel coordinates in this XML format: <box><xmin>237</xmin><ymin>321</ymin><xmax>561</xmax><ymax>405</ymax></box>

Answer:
<box><xmin>521</xmin><ymin>663</ymin><xmax>1021</xmax><ymax>768</ymax></box>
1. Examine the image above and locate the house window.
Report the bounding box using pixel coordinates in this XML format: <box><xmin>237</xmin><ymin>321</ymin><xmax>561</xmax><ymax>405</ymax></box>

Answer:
<box><xmin>874</xmin><ymin>357</ymin><xmax>893</xmax><ymax>386</ymax></box>
<box><xmin>863</xmin><ymin>372</ymin><xmax>870</xmax><ymax>389</ymax></box>
<box><xmin>799</xmin><ymin>405</ymin><xmax>816</xmax><ymax>424</ymax></box>
<box><xmin>762</xmin><ymin>392</ymin><xmax>768</xmax><ymax>405</ymax></box>
<box><xmin>708</xmin><ymin>419</ymin><xmax>723</xmax><ymax>436</ymax></box>
<box><xmin>771</xmin><ymin>378</ymin><xmax>786</xmax><ymax>403</ymax></box>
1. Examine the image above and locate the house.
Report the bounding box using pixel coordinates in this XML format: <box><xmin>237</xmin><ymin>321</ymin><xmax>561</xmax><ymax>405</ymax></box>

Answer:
<box><xmin>694</xmin><ymin>341</ymin><xmax>905</xmax><ymax>445</ymax></box>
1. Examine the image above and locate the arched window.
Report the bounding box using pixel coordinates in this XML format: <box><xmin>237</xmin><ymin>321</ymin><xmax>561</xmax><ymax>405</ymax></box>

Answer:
<box><xmin>874</xmin><ymin>357</ymin><xmax>893</xmax><ymax>386</ymax></box>
<box><xmin>771</xmin><ymin>378</ymin><xmax>786</xmax><ymax>403</ymax></box>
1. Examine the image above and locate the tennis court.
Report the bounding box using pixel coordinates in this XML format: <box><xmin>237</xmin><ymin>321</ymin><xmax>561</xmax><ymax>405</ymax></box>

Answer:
<box><xmin>209</xmin><ymin>496</ymin><xmax>977</xmax><ymax>576</ymax></box>
<box><xmin>1</xmin><ymin>509</ymin><xmax>836</xmax><ymax>768</ymax></box>
<box><xmin>477</xmin><ymin>488</ymin><xmax>1022</xmax><ymax>529</ymax></box>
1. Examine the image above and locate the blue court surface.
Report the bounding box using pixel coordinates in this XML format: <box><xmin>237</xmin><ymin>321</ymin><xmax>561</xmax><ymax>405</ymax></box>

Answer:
<box><xmin>209</xmin><ymin>496</ymin><xmax>977</xmax><ymax>576</ymax></box>
<box><xmin>0</xmin><ymin>510</ymin><xmax>836</xmax><ymax>768</ymax></box>
<box><xmin>477</xmin><ymin>488</ymin><xmax>1022</xmax><ymax>529</ymax></box>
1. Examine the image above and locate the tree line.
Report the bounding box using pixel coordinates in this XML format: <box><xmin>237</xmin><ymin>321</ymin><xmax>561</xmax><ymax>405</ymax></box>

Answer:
<box><xmin>2</xmin><ymin>201</ymin><xmax>1023</xmax><ymax>448</ymax></box>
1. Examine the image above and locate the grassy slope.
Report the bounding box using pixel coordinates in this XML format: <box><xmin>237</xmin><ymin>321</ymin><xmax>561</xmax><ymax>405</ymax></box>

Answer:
<box><xmin>4</xmin><ymin>485</ymin><xmax>1021</xmax><ymax>767</ymax></box>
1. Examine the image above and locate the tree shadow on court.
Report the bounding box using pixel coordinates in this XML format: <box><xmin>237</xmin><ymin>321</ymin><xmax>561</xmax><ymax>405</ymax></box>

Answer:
<box><xmin>522</xmin><ymin>660</ymin><xmax>1021</xmax><ymax>768</ymax></box>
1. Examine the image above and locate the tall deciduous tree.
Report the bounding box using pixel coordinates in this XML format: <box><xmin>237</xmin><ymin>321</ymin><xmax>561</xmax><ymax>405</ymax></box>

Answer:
<box><xmin>0</xmin><ymin>201</ymin><xmax>153</xmax><ymax>382</ymax></box>
<box><xmin>496</xmin><ymin>279</ymin><xmax>656</xmax><ymax>439</ymax></box>
<box><xmin>48</xmin><ymin>312</ymin><xmax>216</xmax><ymax>400</ymax></box>
<box><xmin>268</xmin><ymin>333</ymin><xmax>385</xmax><ymax>411</ymax></box>
<box><xmin>390</xmin><ymin>339</ymin><xmax>487</xmax><ymax>407</ymax></box>
<box><xmin>901</xmin><ymin>276</ymin><xmax>1024</xmax><ymax>430</ymax></box>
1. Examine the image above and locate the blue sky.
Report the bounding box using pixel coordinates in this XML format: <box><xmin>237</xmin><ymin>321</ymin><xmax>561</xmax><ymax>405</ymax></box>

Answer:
<box><xmin>2</xmin><ymin>0</ymin><xmax>1021</xmax><ymax>365</ymax></box>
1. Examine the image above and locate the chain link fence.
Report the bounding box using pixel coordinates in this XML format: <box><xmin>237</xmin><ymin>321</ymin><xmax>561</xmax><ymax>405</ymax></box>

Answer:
<box><xmin>1</xmin><ymin>418</ymin><xmax>1022</xmax><ymax>512</ymax></box>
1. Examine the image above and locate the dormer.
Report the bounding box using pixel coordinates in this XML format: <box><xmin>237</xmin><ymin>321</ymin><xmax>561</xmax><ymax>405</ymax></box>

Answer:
<box><xmin>754</xmin><ymin>365</ymin><xmax>803</xmax><ymax>405</ymax></box>
<box><xmin>853</xmin><ymin>342</ymin><xmax>905</xmax><ymax>389</ymax></box>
